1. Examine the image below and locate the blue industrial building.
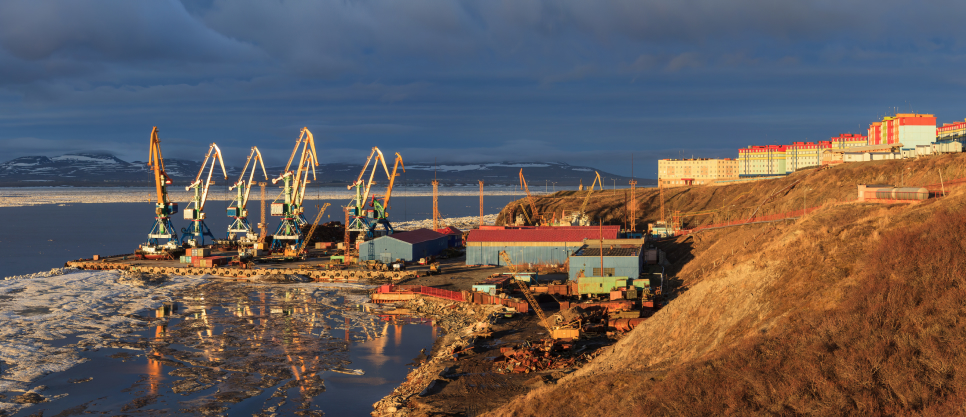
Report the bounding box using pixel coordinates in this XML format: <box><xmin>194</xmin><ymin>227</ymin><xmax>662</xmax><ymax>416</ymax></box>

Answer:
<box><xmin>358</xmin><ymin>228</ymin><xmax>449</xmax><ymax>262</ymax></box>
<box><xmin>465</xmin><ymin>226</ymin><xmax>620</xmax><ymax>266</ymax></box>
<box><xmin>568</xmin><ymin>239</ymin><xmax>645</xmax><ymax>281</ymax></box>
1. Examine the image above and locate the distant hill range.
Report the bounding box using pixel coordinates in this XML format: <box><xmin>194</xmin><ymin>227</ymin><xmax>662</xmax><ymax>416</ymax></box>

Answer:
<box><xmin>0</xmin><ymin>152</ymin><xmax>655</xmax><ymax>187</ymax></box>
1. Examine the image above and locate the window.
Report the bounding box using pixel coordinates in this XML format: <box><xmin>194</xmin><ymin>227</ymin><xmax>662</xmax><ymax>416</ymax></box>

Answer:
<box><xmin>593</xmin><ymin>267</ymin><xmax>615</xmax><ymax>276</ymax></box>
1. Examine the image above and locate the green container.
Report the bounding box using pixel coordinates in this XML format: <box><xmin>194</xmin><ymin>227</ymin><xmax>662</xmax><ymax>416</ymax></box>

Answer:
<box><xmin>577</xmin><ymin>276</ymin><xmax>628</xmax><ymax>295</ymax></box>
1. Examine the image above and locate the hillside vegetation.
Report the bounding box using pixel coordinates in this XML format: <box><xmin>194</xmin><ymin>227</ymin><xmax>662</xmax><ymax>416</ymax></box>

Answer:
<box><xmin>488</xmin><ymin>154</ymin><xmax>966</xmax><ymax>416</ymax></box>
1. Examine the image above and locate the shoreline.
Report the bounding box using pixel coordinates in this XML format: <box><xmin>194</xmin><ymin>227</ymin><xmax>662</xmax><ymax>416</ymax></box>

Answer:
<box><xmin>0</xmin><ymin>187</ymin><xmax>538</xmax><ymax>208</ymax></box>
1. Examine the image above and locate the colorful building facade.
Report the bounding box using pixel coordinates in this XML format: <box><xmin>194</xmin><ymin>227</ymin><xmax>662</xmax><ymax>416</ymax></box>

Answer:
<box><xmin>738</xmin><ymin>145</ymin><xmax>786</xmax><ymax>177</ymax></box>
<box><xmin>867</xmin><ymin>113</ymin><xmax>936</xmax><ymax>147</ymax></box>
<box><xmin>786</xmin><ymin>141</ymin><xmax>832</xmax><ymax>173</ymax></box>
<box><xmin>829</xmin><ymin>133</ymin><xmax>868</xmax><ymax>149</ymax></box>
<box><xmin>657</xmin><ymin>158</ymin><xmax>738</xmax><ymax>187</ymax></box>
<box><xmin>937</xmin><ymin>119</ymin><xmax>966</xmax><ymax>143</ymax></box>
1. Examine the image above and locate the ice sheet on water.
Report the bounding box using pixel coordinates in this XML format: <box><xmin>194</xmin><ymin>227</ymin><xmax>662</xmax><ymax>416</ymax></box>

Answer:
<box><xmin>0</xmin><ymin>269</ymin><xmax>203</xmax><ymax>413</ymax></box>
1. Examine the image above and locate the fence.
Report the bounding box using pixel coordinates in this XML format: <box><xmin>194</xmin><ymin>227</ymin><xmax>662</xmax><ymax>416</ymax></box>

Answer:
<box><xmin>677</xmin><ymin>206</ymin><xmax>823</xmax><ymax>235</ymax></box>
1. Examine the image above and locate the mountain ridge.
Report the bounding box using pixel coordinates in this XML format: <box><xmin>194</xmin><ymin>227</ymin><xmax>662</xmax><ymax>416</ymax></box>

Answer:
<box><xmin>0</xmin><ymin>152</ymin><xmax>655</xmax><ymax>187</ymax></box>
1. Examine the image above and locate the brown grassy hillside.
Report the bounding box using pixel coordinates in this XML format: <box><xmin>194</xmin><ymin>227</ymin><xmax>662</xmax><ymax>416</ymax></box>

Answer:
<box><xmin>487</xmin><ymin>155</ymin><xmax>966</xmax><ymax>416</ymax></box>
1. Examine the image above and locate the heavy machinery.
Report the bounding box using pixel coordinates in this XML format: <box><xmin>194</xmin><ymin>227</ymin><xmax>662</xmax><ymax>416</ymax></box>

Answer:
<box><xmin>294</xmin><ymin>203</ymin><xmax>331</xmax><ymax>256</ymax></box>
<box><xmin>499</xmin><ymin>250</ymin><xmax>518</xmax><ymax>273</ymax></box>
<box><xmin>181</xmin><ymin>143</ymin><xmax>228</xmax><ymax>247</ymax></box>
<box><xmin>347</xmin><ymin>147</ymin><xmax>404</xmax><ymax>239</ymax></box>
<box><xmin>227</xmin><ymin>147</ymin><xmax>269</xmax><ymax>242</ymax></box>
<box><xmin>518</xmin><ymin>169</ymin><xmax>541</xmax><ymax>226</ymax></box>
<box><xmin>138</xmin><ymin>127</ymin><xmax>182</xmax><ymax>259</ymax></box>
<box><xmin>271</xmin><ymin>127</ymin><xmax>318</xmax><ymax>251</ymax></box>
<box><xmin>570</xmin><ymin>171</ymin><xmax>602</xmax><ymax>226</ymax></box>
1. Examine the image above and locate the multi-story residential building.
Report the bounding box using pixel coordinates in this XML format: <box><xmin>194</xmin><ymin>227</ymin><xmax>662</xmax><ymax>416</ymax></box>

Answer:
<box><xmin>937</xmin><ymin>119</ymin><xmax>966</xmax><ymax>143</ymax></box>
<box><xmin>658</xmin><ymin>158</ymin><xmax>738</xmax><ymax>187</ymax></box>
<box><xmin>867</xmin><ymin>113</ymin><xmax>936</xmax><ymax>147</ymax></box>
<box><xmin>829</xmin><ymin>133</ymin><xmax>868</xmax><ymax>149</ymax></box>
<box><xmin>786</xmin><ymin>141</ymin><xmax>832</xmax><ymax>173</ymax></box>
<box><xmin>738</xmin><ymin>145</ymin><xmax>786</xmax><ymax>177</ymax></box>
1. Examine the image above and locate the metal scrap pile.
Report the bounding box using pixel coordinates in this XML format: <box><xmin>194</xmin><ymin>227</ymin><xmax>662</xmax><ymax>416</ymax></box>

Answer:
<box><xmin>493</xmin><ymin>342</ymin><xmax>592</xmax><ymax>374</ymax></box>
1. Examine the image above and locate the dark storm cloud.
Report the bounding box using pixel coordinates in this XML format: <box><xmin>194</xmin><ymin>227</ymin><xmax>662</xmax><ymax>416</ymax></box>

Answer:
<box><xmin>1</xmin><ymin>0</ymin><xmax>966</xmax><ymax>176</ymax></box>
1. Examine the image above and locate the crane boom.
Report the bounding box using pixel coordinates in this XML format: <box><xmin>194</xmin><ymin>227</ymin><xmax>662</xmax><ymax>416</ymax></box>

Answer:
<box><xmin>298</xmin><ymin>203</ymin><xmax>331</xmax><ymax>254</ymax></box>
<box><xmin>518</xmin><ymin>169</ymin><xmax>540</xmax><ymax>225</ymax></box>
<box><xmin>578</xmin><ymin>171</ymin><xmax>603</xmax><ymax>215</ymax></box>
<box><xmin>147</xmin><ymin>126</ymin><xmax>170</xmax><ymax>206</ymax></box>
<box><xmin>382</xmin><ymin>153</ymin><xmax>405</xmax><ymax>208</ymax></box>
<box><xmin>185</xmin><ymin>143</ymin><xmax>228</xmax><ymax>211</ymax></box>
<box><xmin>515</xmin><ymin>278</ymin><xmax>553</xmax><ymax>336</ymax></box>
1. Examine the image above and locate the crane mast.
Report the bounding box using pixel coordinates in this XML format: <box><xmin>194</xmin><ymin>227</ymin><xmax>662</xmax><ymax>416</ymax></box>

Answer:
<box><xmin>518</xmin><ymin>169</ymin><xmax>541</xmax><ymax>226</ymax></box>
<box><xmin>182</xmin><ymin>143</ymin><xmax>227</xmax><ymax>247</ymax></box>
<box><xmin>271</xmin><ymin>127</ymin><xmax>318</xmax><ymax>252</ymax></box>
<box><xmin>140</xmin><ymin>126</ymin><xmax>181</xmax><ymax>257</ymax></box>
<box><xmin>228</xmin><ymin>146</ymin><xmax>269</xmax><ymax>241</ymax></box>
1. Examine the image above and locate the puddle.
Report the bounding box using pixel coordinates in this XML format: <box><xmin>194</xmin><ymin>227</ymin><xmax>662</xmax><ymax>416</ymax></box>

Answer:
<box><xmin>7</xmin><ymin>281</ymin><xmax>439</xmax><ymax>416</ymax></box>
<box><xmin>14</xmin><ymin>306</ymin><xmax>51</xmax><ymax>317</ymax></box>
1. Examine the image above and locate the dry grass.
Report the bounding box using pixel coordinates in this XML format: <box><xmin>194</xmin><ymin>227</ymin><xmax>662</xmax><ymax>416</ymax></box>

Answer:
<box><xmin>486</xmin><ymin>156</ymin><xmax>966</xmax><ymax>417</ymax></box>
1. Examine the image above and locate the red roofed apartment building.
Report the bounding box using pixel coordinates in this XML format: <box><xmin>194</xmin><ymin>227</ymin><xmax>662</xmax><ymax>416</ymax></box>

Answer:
<box><xmin>465</xmin><ymin>225</ymin><xmax>620</xmax><ymax>266</ymax></box>
<box><xmin>868</xmin><ymin>113</ymin><xmax>936</xmax><ymax>148</ymax></box>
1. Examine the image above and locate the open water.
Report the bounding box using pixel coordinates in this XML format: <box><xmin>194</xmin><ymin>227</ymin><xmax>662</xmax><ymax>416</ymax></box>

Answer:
<box><xmin>0</xmin><ymin>194</ymin><xmax>518</xmax><ymax>278</ymax></box>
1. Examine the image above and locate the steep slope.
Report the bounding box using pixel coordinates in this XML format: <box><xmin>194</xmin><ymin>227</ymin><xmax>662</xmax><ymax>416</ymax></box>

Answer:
<box><xmin>489</xmin><ymin>155</ymin><xmax>966</xmax><ymax>416</ymax></box>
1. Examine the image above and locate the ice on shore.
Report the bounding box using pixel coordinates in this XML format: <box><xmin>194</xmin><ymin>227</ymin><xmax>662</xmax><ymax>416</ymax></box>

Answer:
<box><xmin>0</xmin><ymin>269</ymin><xmax>204</xmax><ymax>413</ymax></box>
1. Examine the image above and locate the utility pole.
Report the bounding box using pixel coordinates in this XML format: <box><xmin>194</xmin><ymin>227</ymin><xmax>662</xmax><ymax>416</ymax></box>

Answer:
<box><xmin>432</xmin><ymin>179</ymin><xmax>440</xmax><ymax>230</ymax></box>
<box><xmin>629</xmin><ymin>153</ymin><xmax>637</xmax><ymax>232</ymax></box>
<box><xmin>478</xmin><ymin>180</ymin><xmax>484</xmax><ymax>228</ymax></box>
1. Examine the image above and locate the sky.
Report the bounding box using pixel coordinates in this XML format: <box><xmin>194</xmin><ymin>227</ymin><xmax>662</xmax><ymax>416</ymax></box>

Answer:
<box><xmin>2</xmin><ymin>0</ymin><xmax>966</xmax><ymax>178</ymax></box>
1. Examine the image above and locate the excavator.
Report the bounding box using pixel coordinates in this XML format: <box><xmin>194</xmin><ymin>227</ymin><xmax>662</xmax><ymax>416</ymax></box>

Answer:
<box><xmin>138</xmin><ymin>127</ymin><xmax>182</xmax><ymax>259</ymax></box>
<box><xmin>518</xmin><ymin>169</ymin><xmax>541</xmax><ymax>226</ymax></box>
<box><xmin>227</xmin><ymin>146</ymin><xmax>269</xmax><ymax>242</ymax></box>
<box><xmin>271</xmin><ymin>127</ymin><xmax>318</xmax><ymax>251</ymax></box>
<box><xmin>347</xmin><ymin>148</ymin><xmax>404</xmax><ymax>239</ymax></box>
<box><xmin>182</xmin><ymin>143</ymin><xmax>228</xmax><ymax>247</ymax></box>
<box><xmin>570</xmin><ymin>171</ymin><xmax>603</xmax><ymax>226</ymax></box>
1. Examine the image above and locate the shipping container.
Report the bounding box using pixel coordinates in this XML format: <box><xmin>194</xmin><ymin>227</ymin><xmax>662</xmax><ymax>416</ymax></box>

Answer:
<box><xmin>577</xmin><ymin>276</ymin><xmax>628</xmax><ymax>295</ymax></box>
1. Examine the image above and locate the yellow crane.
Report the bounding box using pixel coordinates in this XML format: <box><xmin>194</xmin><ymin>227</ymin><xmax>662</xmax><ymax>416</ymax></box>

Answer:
<box><xmin>499</xmin><ymin>250</ymin><xmax>518</xmax><ymax>273</ymax></box>
<box><xmin>518</xmin><ymin>169</ymin><xmax>541</xmax><ymax>226</ymax></box>
<box><xmin>296</xmin><ymin>203</ymin><xmax>331</xmax><ymax>255</ymax></box>
<box><xmin>228</xmin><ymin>146</ymin><xmax>269</xmax><ymax>241</ymax></box>
<box><xmin>182</xmin><ymin>143</ymin><xmax>227</xmax><ymax>247</ymax></box>
<box><xmin>140</xmin><ymin>127</ymin><xmax>180</xmax><ymax>256</ymax></box>
<box><xmin>271</xmin><ymin>128</ymin><xmax>318</xmax><ymax>251</ymax></box>
<box><xmin>573</xmin><ymin>171</ymin><xmax>603</xmax><ymax>225</ymax></box>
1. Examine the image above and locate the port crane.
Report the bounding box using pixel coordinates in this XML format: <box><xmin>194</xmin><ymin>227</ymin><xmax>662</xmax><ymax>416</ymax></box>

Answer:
<box><xmin>182</xmin><ymin>143</ymin><xmax>227</xmax><ymax>247</ymax></box>
<box><xmin>518</xmin><ymin>169</ymin><xmax>542</xmax><ymax>226</ymax></box>
<box><xmin>227</xmin><ymin>146</ymin><xmax>269</xmax><ymax>242</ymax></box>
<box><xmin>271</xmin><ymin>127</ymin><xmax>318</xmax><ymax>251</ymax></box>
<box><xmin>139</xmin><ymin>127</ymin><xmax>181</xmax><ymax>258</ymax></box>
<box><xmin>346</xmin><ymin>147</ymin><xmax>396</xmax><ymax>239</ymax></box>
<box><xmin>571</xmin><ymin>171</ymin><xmax>603</xmax><ymax>226</ymax></box>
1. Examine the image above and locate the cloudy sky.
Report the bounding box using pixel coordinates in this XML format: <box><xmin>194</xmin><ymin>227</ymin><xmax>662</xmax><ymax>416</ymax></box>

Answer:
<box><xmin>1</xmin><ymin>0</ymin><xmax>965</xmax><ymax>177</ymax></box>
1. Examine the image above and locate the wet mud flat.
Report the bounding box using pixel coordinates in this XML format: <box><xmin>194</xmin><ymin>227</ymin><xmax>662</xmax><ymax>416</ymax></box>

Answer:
<box><xmin>1</xmin><ymin>272</ymin><xmax>438</xmax><ymax>416</ymax></box>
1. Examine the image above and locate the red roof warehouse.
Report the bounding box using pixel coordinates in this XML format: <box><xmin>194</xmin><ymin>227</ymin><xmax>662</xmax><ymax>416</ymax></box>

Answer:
<box><xmin>465</xmin><ymin>226</ymin><xmax>620</xmax><ymax>266</ymax></box>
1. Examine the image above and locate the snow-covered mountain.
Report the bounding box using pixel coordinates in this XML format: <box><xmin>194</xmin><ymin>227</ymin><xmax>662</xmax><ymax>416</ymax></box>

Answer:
<box><xmin>0</xmin><ymin>152</ymin><xmax>653</xmax><ymax>187</ymax></box>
